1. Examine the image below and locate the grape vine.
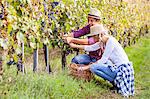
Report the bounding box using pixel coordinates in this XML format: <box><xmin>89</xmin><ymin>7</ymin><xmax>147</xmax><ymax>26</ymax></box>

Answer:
<box><xmin>0</xmin><ymin>0</ymin><xmax>149</xmax><ymax>71</ymax></box>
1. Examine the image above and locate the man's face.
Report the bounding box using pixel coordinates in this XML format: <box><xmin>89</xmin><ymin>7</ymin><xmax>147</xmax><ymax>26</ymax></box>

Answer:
<box><xmin>88</xmin><ymin>17</ymin><xmax>98</xmax><ymax>26</ymax></box>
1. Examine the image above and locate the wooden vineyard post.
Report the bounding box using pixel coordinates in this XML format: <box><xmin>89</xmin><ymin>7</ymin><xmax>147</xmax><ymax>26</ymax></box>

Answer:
<box><xmin>61</xmin><ymin>50</ymin><xmax>66</xmax><ymax>70</ymax></box>
<box><xmin>33</xmin><ymin>48</ymin><xmax>38</xmax><ymax>72</ymax></box>
<box><xmin>21</xmin><ymin>42</ymin><xmax>25</xmax><ymax>74</ymax></box>
<box><xmin>75</xmin><ymin>48</ymin><xmax>79</xmax><ymax>56</ymax></box>
<box><xmin>145</xmin><ymin>25</ymin><xmax>149</xmax><ymax>34</ymax></box>
<box><xmin>43</xmin><ymin>44</ymin><xmax>51</xmax><ymax>73</ymax></box>
<box><xmin>0</xmin><ymin>48</ymin><xmax>3</xmax><ymax>77</ymax></box>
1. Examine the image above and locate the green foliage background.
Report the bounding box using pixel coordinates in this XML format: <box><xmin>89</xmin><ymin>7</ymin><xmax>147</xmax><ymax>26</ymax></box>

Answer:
<box><xmin>0</xmin><ymin>0</ymin><xmax>149</xmax><ymax>77</ymax></box>
<box><xmin>0</xmin><ymin>0</ymin><xmax>149</xmax><ymax>55</ymax></box>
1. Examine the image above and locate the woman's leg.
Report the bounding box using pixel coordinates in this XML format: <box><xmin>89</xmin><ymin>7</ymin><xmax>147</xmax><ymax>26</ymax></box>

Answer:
<box><xmin>90</xmin><ymin>63</ymin><xmax>117</xmax><ymax>82</ymax></box>
<box><xmin>71</xmin><ymin>54</ymin><xmax>93</xmax><ymax>65</ymax></box>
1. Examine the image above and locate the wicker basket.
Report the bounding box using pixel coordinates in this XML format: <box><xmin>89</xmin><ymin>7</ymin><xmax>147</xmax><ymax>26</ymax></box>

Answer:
<box><xmin>68</xmin><ymin>63</ymin><xmax>93</xmax><ymax>81</ymax></box>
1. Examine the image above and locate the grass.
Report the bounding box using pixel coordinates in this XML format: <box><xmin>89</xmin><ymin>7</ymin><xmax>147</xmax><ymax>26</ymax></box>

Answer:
<box><xmin>0</xmin><ymin>34</ymin><xmax>150</xmax><ymax>99</ymax></box>
<box><xmin>125</xmin><ymin>34</ymin><xmax>150</xmax><ymax>98</ymax></box>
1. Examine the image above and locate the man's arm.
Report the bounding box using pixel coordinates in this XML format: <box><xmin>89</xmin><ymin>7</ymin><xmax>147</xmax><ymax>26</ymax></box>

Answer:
<box><xmin>63</xmin><ymin>25</ymin><xmax>90</xmax><ymax>44</ymax></box>
<box><xmin>73</xmin><ymin>25</ymin><xmax>90</xmax><ymax>38</ymax></box>
<box><xmin>71</xmin><ymin>38</ymin><xmax>88</xmax><ymax>45</ymax></box>
<box><xmin>64</xmin><ymin>25</ymin><xmax>90</xmax><ymax>38</ymax></box>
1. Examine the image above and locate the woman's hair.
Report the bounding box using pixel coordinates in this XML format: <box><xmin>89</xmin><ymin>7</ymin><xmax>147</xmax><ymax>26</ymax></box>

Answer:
<box><xmin>101</xmin><ymin>29</ymin><xmax>108</xmax><ymax>35</ymax></box>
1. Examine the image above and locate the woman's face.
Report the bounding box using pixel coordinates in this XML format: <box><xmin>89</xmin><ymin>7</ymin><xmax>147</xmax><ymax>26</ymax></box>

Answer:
<box><xmin>93</xmin><ymin>35</ymin><xmax>99</xmax><ymax>42</ymax></box>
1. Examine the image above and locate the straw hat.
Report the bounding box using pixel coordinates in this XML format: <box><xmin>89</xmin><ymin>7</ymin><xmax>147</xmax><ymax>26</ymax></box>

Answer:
<box><xmin>87</xmin><ymin>24</ymin><xmax>107</xmax><ymax>37</ymax></box>
<box><xmin>88</xmin><ymin>8</ymin><xmax>101</xmax><ymax>20</ymax></box>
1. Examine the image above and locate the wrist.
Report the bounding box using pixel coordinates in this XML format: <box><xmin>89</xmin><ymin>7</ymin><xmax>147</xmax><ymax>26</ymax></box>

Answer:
<box><xmin>71</xmin><ymin>32</ymin><xmax>74</xmax><ymax>37</ymax></box>
<box><xmin>71</xmin><ymin>38</ymin><xmax>76</xmax><ymax>43</ymax></box>
<box><xmin>78</xmin><ymin>67</ymin><xmax>83</xmax><ymax>71</ymax></box>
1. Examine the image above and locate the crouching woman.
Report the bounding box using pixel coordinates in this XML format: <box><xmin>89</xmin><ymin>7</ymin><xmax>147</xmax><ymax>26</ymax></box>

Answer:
<box><xmin>68</xmin><ymin>25</ymin><xmax>134</xmax><ymax>97</ymax></box>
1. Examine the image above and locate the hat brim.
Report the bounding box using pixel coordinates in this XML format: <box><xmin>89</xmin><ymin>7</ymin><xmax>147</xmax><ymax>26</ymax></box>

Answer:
<box><xmin>88</xmin><ymin>14</ymin><xmax>100</xmax><ymax>20</ymax></box>
<box><xmin>86</xmin><ymin>32</ymin><xmax>99</xmax><ymax>37</ymax></box>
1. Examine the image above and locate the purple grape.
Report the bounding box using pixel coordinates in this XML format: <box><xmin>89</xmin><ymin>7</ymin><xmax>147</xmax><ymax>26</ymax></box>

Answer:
<box><xmin>41</xmin><ymin>21</ymin><xmax>45</xmax><ymax>27</ymax></box>
<box><xmin>48</xmin><ymin>12</ymin><xmax>56</xmax><ymax>20</ymax></box>
<box><xmin>0</xmin><ymin>4</ymin><xmax>4</xmax><ymax>19</ymax></box>
<box><xmin>48</xmin><ymin>13</ymin><xmax>51</xmax><ymax>18</ymax></box>
<box><xmin>53</xmin><ymin>2</ymin><xmax>59</xmax><ymax>6</ymax></box>
<box><xmin>10</xmin><ymin>31</ymin><xmax>13</xmax><ymax>36</ymax></box>
<box><xmin>41</xmin><ymin>27</ymin><xmax>44</xmax><ymax>32</ymax></box>
<box><xmin>51</xmin><ymin>2</ymin><xmax>59</xmax><ymax>9</ymax></box>
<box><xmin>0</xmin><ymin>13</ymin><xmax>3</xmax><ymax>19</ymax></box>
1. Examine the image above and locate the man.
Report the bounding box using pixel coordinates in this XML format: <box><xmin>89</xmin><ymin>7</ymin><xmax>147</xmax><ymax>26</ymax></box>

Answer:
<box><xmin>65</xmin><ymin>8</ymin><xmax>105</xmax><ymax>65</ymax></box>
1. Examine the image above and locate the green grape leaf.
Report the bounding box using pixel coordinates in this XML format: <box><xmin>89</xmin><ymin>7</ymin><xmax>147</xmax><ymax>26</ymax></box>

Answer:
<box><xmin>0</xmin><ymin>38</ymin><xmax>8</xmax><ymax>50</ymax></box>
<box><xmin>30</xmin><ymin>42</ymin><xmax>36</xmax><ymax>49</ymax></box>
<box><xmin>16</xmin><ymin>31</ymin><xmax>25</xmax><ymax>42</ymax></box>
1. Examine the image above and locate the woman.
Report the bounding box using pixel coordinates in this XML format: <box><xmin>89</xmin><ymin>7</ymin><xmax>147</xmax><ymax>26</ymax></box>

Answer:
<box><xmin>68</xmin><ymin>24</ymin><xmax>134</xmax><ymax>97</ymax></box>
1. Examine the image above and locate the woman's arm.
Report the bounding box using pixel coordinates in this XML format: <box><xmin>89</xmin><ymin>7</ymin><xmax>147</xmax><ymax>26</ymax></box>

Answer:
<box><xmin>66</xmin><ymin>37</ymin><xmax>89</xmax><ymax>45</ymax></box>
<box><xmin>69</xmin><ymin>43</ymin><xmax>85</xmax><ymax>49</ymax></box>
<box><xmin>69</xmin><ymin>42</ymin><xmax>101</xmax><ymax>51</ymax></box>
<box><xmin>84</xmin><ymin>42</ymin><xmax>101</xmax><ymax>52</ymax></box>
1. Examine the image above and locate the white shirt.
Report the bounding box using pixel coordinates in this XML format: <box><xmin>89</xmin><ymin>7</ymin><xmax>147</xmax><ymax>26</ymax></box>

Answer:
<box><xmin>84</xmin><ymin>36</ymin><xmax>129</xmax><ymax>66</ymax></box>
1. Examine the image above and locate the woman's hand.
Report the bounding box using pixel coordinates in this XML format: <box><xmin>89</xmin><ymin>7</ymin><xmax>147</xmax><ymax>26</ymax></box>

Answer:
<box><xmin>77</xmin><ymin>65</ymin><xmax>91</xmax><ymax>71</ymax></box>
<box><xmin>78</xmin><ymin>67</ymin><xmax>83</xmax><ymax>71</ymax></box>
<box><xmin>69</xmin><ymin>43</ymin><xmax>76</xmax><ymax>48</ymax></box>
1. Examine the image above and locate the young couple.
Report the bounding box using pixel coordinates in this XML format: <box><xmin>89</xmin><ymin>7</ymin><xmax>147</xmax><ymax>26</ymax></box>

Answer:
<box><xmin>64</xmin><ymin>8</ymin><xmax>134</xmax><ymax>97</ymax></box>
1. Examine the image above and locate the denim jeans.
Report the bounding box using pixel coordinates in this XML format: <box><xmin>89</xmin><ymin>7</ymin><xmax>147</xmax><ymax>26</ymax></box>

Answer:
<box><xmin>90</xmin><ymin>63</ymin><xmax>117</xmax><ymax>82</ymax></box>
<box><xmin>71</xmin><ymin>54</ymin><xmax>97</xmax><ymax>65</ymax></box>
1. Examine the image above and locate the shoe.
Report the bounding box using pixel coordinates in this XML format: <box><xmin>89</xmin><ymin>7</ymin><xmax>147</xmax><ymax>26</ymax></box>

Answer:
<box><xmin>110</xmin><ymin>86</ymin><xmax>118</xmax><ymax>90</ymax></box>
<box><xmin>110</xmin><ymin>81</ymin><xmax>119</xmax><ymax>93</ymax></box>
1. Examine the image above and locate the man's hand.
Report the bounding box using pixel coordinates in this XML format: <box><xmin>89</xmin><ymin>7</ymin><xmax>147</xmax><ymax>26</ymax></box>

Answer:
<box><xmin>62</xmin><ymin>33</ymin><xmax>74</xmax><ymax>44</ymax></box>
<box><xmin>66</xmin><ymin>37</ymin><xmax>74</xmax><ymax>44</ymax></box>
<box><xmin>62</xmin><ymin>36</ymin><xmax>73</xmax><ymax>44</ymax></box>
<box><xmin>63</xmin><ymin>33</ymin><xmax>73</xmax><ymax>38</ymax></box>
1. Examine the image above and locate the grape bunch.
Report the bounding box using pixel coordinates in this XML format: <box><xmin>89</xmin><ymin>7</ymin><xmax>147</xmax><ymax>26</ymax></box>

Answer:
<box><xmin>0</xmin><ymin>4</ymin><xmax>4</xmax><ymax>19</ymax></box>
